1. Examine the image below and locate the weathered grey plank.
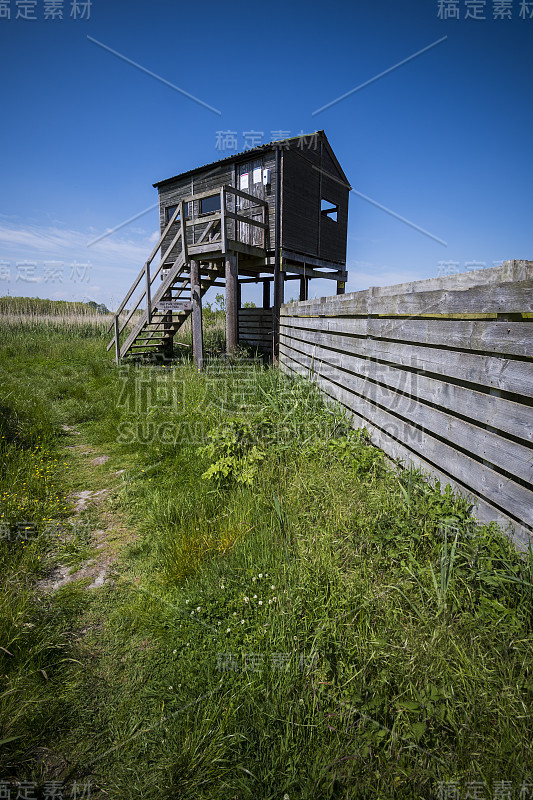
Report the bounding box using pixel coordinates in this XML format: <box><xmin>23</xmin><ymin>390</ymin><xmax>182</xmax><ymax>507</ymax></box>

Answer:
<box><xmin>279</xmin><ymin>324</ymin><xmax>533</xmax><ymax>398</ymax></box>
<box><xmin>279</xmin><ymin>330</ymin><xmax>532</xmax><ymax>444</ymax></box>
<box><xmin>279</xmin><ymin>333</ymin><xmax>533</xmax><ymax>484</ymax></box>
<box><xmin>279</xmin><ymin>315</ymin><xmax>533</xmax><ymax>359</ymax></box>
<box><xmin>279</xmin><ymin>341</ymin><xmax>533</xmax><ymax>527</ymax></box>
<box><xmin>283</xmin><ymin>280</ymin><xmax>533</xmax><ymax>318</ymax></box>
<box><xmin>283</xmin><ymin>261</ymin><xmax>533</xmax><ymax>313</ymax></box>
<box><xmin>280</xmin><ymin>353</ymin><xmax>533</xmax><ymax>551</ymax></box>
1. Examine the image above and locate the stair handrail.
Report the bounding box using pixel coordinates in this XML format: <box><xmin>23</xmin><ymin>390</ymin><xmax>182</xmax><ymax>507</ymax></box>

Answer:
<box><xmin>107</xmin><ymin>204</ymin><xmax>182</xmax><ymax>333</ymax></box>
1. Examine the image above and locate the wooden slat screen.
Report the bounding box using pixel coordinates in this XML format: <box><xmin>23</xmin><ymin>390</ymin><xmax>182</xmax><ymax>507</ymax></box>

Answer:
<box><xmin>279</xmin><ymin>261</ymin><xmax>533</xmax><ymax>550</ymax></box>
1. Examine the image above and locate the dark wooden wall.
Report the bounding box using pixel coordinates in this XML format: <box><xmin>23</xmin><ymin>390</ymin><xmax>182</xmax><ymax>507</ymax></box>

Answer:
<box><xmin>281</xmin><ymin>139</ymin><xmax>349</xmax><ymax>265</ymax></box>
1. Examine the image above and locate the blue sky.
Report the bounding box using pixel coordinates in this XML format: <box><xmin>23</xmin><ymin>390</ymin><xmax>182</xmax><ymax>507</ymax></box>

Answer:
<box><xmin>0</xmin><ymin>0</ymin><xmax>531</xmax><ymax>308</ymax></box>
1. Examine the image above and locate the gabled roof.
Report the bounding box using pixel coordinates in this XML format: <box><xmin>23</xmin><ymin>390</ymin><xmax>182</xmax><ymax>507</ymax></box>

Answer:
<box><xmin>152</xmin><ymin>130</ymin><xmax>351</xmax><ymax>190</ymax></box>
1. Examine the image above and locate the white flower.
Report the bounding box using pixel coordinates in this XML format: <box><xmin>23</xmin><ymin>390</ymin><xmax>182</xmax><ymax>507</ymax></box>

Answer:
<box><xmin>271</xmin><ymin>585</ymin><xmax>275</xmax><ymax>590</ymax></box>
<box><xmin>169</xmin><ymin>686</ymin><xmax>173</xmax><ymax>690</ymax></box>
<box><xmin>259</xmin><ymin>573</ymin><xmax>263</xmax><ymax>578</ymax></box>
<box><xmin>226</xmin><ymin>628</ymin><xmax>231</xmax><ymax>633</ymax></box>
<box><xmin>252</xmin><ymin>577</ymin><xmax>256</xmax><ymax>582</ymax></box>
<box><xmin>244</xmin><ymin>597</ymin><xmax>249</xmax><ymax>603</ymax></box>
<box><xmin>172</xmin><ymin>649</ymin><xmax>177</xmax><ymax>654</ymax></box>
<box><xmin>258</xmin><ymin>600</ymin><xmax>263</xmax><ymax>606</ymax></box>
<box><xmin>186</xmin><ymin>642</ymin><xmax>190</xmax><ymax>646</ymax></box>
<box><xmin>233</xmin><ymin>612</ymin><xmax>237</xmax><ymax>616</ymax></box>
<box><xmin>185</xmin><ymin>599</ymin><xmax>190</xmax><ymax>604</ymax></box>
<box><xmin>218</xmin><ymin>621</ymin><xmax>221</xmax><ymax>625</ymax></box>
<box><xmin>196</xmin><ymin>606</ymin><xmax>201</xmax><ymax>612</ymax></box>
<box><xmin>220</xmin><ymin>584</ymin><xmax>225</xmax><ymax>589</ymax></box>
<box><xmin>268</xmin><ymin>599</ymin><xmax>272</xmax><ymax>605</ymax></box>
<box><xmin>190</xmin><ymin>611</ymin><xmax>194</xmax><ymax>616</ymax></box>
<box><xmin>253</xmin><ymin>595</ymin><xmax>257</xmax><ymax>599</ymax></box>
<box><xmin>241</xmin><ymin>620</ymin><xmax>244</xmax><ymax>624</ymax></box>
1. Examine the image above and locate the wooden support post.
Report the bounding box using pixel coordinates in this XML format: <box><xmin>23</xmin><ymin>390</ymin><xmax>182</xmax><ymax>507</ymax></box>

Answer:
<box><xmin>225</xmin><ymin>253</ymin><xmax>238</xmax><ymax>354</ymax></box>
<box><xmin>114</xmin><ymin>314</ymin><xmax>120</xmax><ymax>363</ymax></box>
<box><xmin>272</xmin><ymin>146</ymin><xmax>282</xmax><ymax>363</ymax></box>
<box><xmin>299</xmin><ymin>277</ymin><xmax>308</xmax><ymax>302</ymax></box>
<box><xmin>336</xmin><ymin>280</ymin><xmax>345</xmax><ymax>295</ymax></box>
<box><xmin>237</xmin><ymin>281</ymin><xmax>242</xmax><ymax>310</ymax></box>
<box><xmin>273</xmin><ymin>265</ymin><xmax>284</xmax><ymax>361</ymax></box>
<box><xmin>190</xmin><ymin>259</ymin><xmax>203</xmax><ymax>371</ymax></box>
<box><xmin>262</xmin><ymin>279</ymin><xmax>270</xmax><ymax>309</ymax></box>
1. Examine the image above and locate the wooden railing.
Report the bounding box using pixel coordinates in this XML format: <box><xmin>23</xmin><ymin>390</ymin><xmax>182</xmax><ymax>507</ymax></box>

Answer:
<box><xmin>107</xmin><ymin>185</ymin><xmax>269</xmax><ymax>359</ymax></box>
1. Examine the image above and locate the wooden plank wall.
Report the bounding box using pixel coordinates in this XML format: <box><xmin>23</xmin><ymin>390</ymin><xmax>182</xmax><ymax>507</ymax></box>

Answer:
<box><xmin>279</xmin><ymin>261</ymin><xmax>533</xmax><ymax>550</ymax></box>
<box><xmin>238</xmin><ymin>308</ymin><xmax>273</xmax><ymax>354</ymax></box>
<box><xmin>281</xmin><ymin>140</ymin><xmax>349</xmax><ymax>264</ymax></box>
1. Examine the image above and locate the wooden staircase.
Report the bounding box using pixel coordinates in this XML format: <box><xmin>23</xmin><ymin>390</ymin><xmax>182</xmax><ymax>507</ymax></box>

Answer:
<box><xmin>108</xmin><ymin>186</ymin><xmax>269</xmax><ymax>361</ymax></box>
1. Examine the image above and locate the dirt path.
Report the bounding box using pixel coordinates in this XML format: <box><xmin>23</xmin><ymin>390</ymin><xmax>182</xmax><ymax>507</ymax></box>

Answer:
<box><xmin>37</xmin><ymin>425</ymin><xmax>135</xmax><ymax>593</ymax></box>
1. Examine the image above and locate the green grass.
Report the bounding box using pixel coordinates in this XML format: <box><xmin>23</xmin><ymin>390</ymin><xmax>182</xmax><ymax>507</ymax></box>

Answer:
<box><xmin>0</xmin><ymin>311</ymin><xmax>532</xmax><ymax>799</ymax></box>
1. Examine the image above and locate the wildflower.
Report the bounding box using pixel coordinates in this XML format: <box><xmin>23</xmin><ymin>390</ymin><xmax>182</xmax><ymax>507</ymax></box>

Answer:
<box><xmin>259</xmin><ymin>573</ymin><xmax>263</xmax><ymax>578</ymax></box>
<box><xmin>252</xmin><ymin>577</ymin><xmax>256</xmax><ymax>582</ymax></box>
<box><xmin>196</xmin><ymin>606</ymin><xmax>201</xmax><ymax>612</ymax></box>
<box><xmin>244</xmin><ymin>597</ymin><xmax>249</xmax><ymax>603</ymax></box>
<box><xmin>220</xmin><ymin>584</ymin><xmax>225</xmax><ymax>589</ymax></box>
<box><xmin>253</xmin><ymin>595</ymin><xmax>257</xmax><ymax>599</ymax></box>
<box><xmin>240</xmin><ymin>620</ymin><xmax>244</xmax><ymax>624</ymax></box>
<box><xmin>185</xmin><ymin>599</ymin><xmax>190</xmax><ymax>604</ymax></box>
<box><xmin>226</xmin><ymin>628</ymin><xmax>231</xmax><ymax>633</ymax></box>
<box><xmin>271</xmin><ymin>585</ymin><xmax>275</xmax><ymax>590</ymax></box>
<box><xmin>258</xmin><ymin>601</ymin><xmax>263</xmax><ymax>606</ymax></box>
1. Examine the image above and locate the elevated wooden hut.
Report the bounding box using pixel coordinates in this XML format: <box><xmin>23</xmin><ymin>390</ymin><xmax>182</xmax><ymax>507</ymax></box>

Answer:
<box><xmin>108</xmin><ymin>130</ymin><xmax>350</xmax><ymax>363</ymax></box>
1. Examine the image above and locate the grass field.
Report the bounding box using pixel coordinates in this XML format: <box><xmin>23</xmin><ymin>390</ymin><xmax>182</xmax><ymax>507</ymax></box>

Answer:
<box><xmin>1</xmin><ymin>303</ymin><xmax>532</xmax><ymax>799</ymax></box>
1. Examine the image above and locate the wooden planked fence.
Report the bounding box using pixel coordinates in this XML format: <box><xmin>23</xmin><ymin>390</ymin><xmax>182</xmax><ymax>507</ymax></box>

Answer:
<box><xmin>238</xmin><ymin>308</ymin><xmax>273</xmax><ymax>353</ymax></box>
<box><xmin>279</xmin><ymin>260</ymin><xmax>533</xmax><ymax>550</ymax></box>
